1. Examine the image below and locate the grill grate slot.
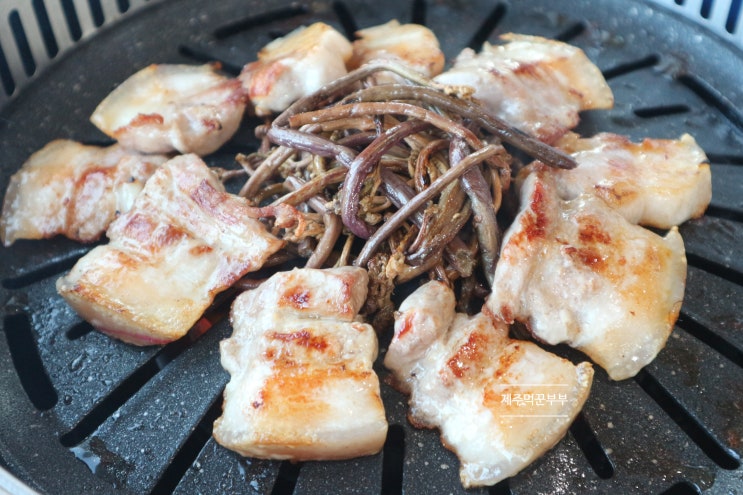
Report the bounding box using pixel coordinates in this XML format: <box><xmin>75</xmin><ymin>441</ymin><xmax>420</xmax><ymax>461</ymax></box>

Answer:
<box><xmin>676</xmin><ymin>73</ymin><xmax>743</xmax><ymax>132</ymax></box>
<box><xmin>634</xmin><ymin>369</ymin><xmax>741</xmax><ymax>470</ymax></box>
<box><xmin>380</xmin><ymin>425</ymin><xmax>405</xmax><ymax>495</ymax></box>
<box><xmin>149</xmin><ymin>396</ymin><xmax>224</xmax><ymax>495</ymax></box>
<box><xmin>676</xmin><ymin>312</ymin><xmax>743</xmax><ymax>368</ymax></box>
<box><xmin>3</xmin><ymin>312</ymin><xmax>58</xmax><ymax>411</ymax></box>
<box><xmin>1</xmin><ymin>247</ymin><xmax>90</xmax><ymax>290</ymax></box>
<box><xmin>632</xmin><ymin>104</ymin><xmax>691</xmax><ymax>118</ymax></box>
<box><xmin>466</xmin><ymin>2</ymin><xmax>507</xmax><ymax>50</ymax></box>
<box><xmin>331</xmin><ymin>1</ymin><xmax>359</xmax><ymax>40</ymax></box>
<box><xmin>271</xmin><ymin>461</ymin><xmax>302</xmax><ymax>495</ymax></box>
<box><xmin>660</xmin><ymin>481</ymin><xmax>703</xmax><ymax>495</ymax></box>
<box><xmin>601</xmin><ymin>54</ymin><xmax>661</xmax><ymax>80</ymax></box>
<box><xmin>569</xmin><ymin>412</ymin><xmax>615</xmax><ymax>479</ymax></box>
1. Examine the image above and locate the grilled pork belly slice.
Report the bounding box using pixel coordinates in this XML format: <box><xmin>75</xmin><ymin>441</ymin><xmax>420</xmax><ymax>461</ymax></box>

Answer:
<box><xmin>1</xmin><ymin>140</ymin><xmax>166</xmax><ymax>246</ymax></box>
<box><xmin>385</xmin><ymin>280</ymin><xmax>593</xmax><ymax>488</ymax></box>
<box><xmin>90</xmin><ymin>63</ymin><xmax>247</xmax><ymax>156</ymax></box>
<box><xmin>433</xmin><ymin>33</ymin><xmax>613</xmax><ymax>144</ymax></box>
<box><xmin>240</xmin><ymin>22</ymin><xmax>352</xmax><ymax>116</ymax></box>
<box><xmin>522</xmin><ymin>132</ymin><xmax>711</xmax><ymax>229</ymax></box>
<box><xmin>56</xmin><ymin>154</ymin><xmax>284</xmax><ymax>345</ymax></box>
<box><xmin>348</xmin><ymin>20</ymin><xmax>445</xmax><ymax>84</ymax></box>
<box><xmin>485</xmin><ymin>171</ymin><xmax>687</xmax><ymax>380</ymax></box>
<box><xmin>214</xmin><ymin>267</ymin><xmax>388</xmax><ymax>461</ymax></box>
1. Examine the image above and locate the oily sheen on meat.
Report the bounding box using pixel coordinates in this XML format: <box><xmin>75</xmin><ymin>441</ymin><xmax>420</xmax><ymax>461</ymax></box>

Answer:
<box><xmin>57</xmin><ymin>154</ymin><xmax>284</xmax><ymax>345</ymax></box>
<box><xmin>385</xmin><ymin>280</ymin><xmax>593</xmax><ymax>487</ymax></box>
<box><xmin>485</xmin><ymin>171</ymin><xmax>687</xmax><ymax>380</ymax></box>
<box><xmin>214</xmin><ymin>267</ymin><xmax>388</xmax><ymax>461</ymax></box>
<box><xmin>0</xmin><ymin>140</ymin><xmax>167</xmax><ymax>246</ymax></box>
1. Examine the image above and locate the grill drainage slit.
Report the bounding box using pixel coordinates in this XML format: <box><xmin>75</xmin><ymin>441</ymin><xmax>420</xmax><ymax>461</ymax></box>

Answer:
<box><xmin>9</xmin><ymin>10</ymin><xmax>36</xmax><ymax>77</ymax></box>
<box><xmin>660</xmin><ymin>480</ymin><xmax>702</xmax><ymax>495</ymax></box>
<box><xmin>633</xmin><ymin>104</ymin><xmax>690</xmax><ymax>118</ymax></box>
<box><xmin>704</xmin><ymin>204</ymin><xmax>743</xmax><ymax>223</ymax></box>
<box><xmin>634</xmin><ymin>369</ymin><xmax>741</xmax><ymax>470</ymax></box>
<box><xmin>270</xmin><ymin>460</ymin><xmax>302</xmax><ymax>495</ymax></box>
<box><xmin>706</xmin><ymin>153</ymin><xmax>743</xmax><ymax>165</ymax></box>
<box><xmin>66</xmin><ymin>320</ymin><xmax>94</xmax><ymax>340</ymax></box>
<box><xmin>2</xmin><ymin>248</ymin><xmax>90</xmax><ymax>289</ymax></box>
<box><xmin>677</xmin><ymin>73</ymin><xmax>743</xmax><ymax>132</ymax></box>
<box><xmin>177</xmin><ymin>44</ymin><xmax>242</xmax><ymax>76</ymax></box>
<box><xmin>488</xmin><ymin>478</ymin><xmax>512</xmax><ymax>495</ymax></box>
<box><xmin>569</xmin><ymin>412</ymin><xmax>615</xmax><ymax>479</ymax></box>
<box><xmin>676</xmin><ymin>312</ymin><xmax>743</xmax><ymax>368</ymax></box>
<box><xmin>3</xmin><ymin>313</ymin><xmax>58</xmax><ymax>411</ymax></box>
<box><xmin>332</xmin><ymin>1</ymin><xmax>358</xmax><ymax>40</ymax></box>
<box><xmin>212</xmin><ymin>4</ymin><xmax>310</xmax><ymax>40</ymax></box>
<box><xmin>59</xmin><ymin>335</ymin><xmax>196</xmax><ymax>448</ymax></box>
<box><xmin>410</xmin><ymin>0</ymin><xmax>426</xmax><ymax>26</ymax></box>
<box><xmin>381</xmin><ymin>424</ymin><xmax>405</xmax><ymax>495</ymax></box>
<box><xmin>554</xmin><ymin>21</ymin><xmax>586</xmax><ymax>42</ymax></box>
<box><xmin>149</xmin><ymin>395</ymin><xmax>224</xmax><ymax>495</ymax></box>
<box><xmin>685</xmin><ymin>252</ymin><xmax>743</xmax><ymax>287</ymax></box>
<box><xmin>466</xmin><ymin>3</ymin><xmax>507</xmax><ymax>49</ymax></box>
<box><xmin>602</xmin><ymin>54</ymin><xmax>660</xmax><ymax>80</ymax></box>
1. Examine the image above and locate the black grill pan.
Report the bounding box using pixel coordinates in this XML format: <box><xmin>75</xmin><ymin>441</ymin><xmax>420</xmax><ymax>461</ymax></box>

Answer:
<box><xmin>1</xmin><ymin>1</ymin><xmax>742</xmax><ymax>494</ymax></box>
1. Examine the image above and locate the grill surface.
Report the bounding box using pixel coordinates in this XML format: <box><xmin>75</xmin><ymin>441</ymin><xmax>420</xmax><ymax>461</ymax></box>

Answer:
<box><xmin>1</xmin><ymin>1</ymin><xmax>742</xmax><ymax>494</ymax></box>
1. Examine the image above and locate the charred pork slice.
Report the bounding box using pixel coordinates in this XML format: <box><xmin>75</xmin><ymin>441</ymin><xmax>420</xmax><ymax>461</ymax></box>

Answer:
<box><xmin>56</xmin><ymin>154</ymin><xmax>284</xmax><ymax>345</ymax></box>
<box><xmin>214</xmin><ymin>266</ymin><xmax>388</xmax><ymax>461</ymax></box>
<box><xmin>385</xmin><ymin>280</ymin><xmax>593</xmax><ymax>488</ymax></box>
<box><xmin>0</xmin><ymin>140</ymin><xmax>166</xmax><ymax>246</ymax></box>
<box><xmin>485</xmin><ymin>171</ymin><xmax>687</xmax><ymax>380</ymax></box>
<box><xmin>523</xmin><ymin>132</ymin><xmax>711</xmax><ymax>229</ymax></box>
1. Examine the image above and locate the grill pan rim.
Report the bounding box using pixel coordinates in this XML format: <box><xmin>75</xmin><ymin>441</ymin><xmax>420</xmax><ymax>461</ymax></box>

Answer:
<box><xmin>0</xmin><ymin>1</ymin><xmax>742</xmax><ymax>494</ymax></box>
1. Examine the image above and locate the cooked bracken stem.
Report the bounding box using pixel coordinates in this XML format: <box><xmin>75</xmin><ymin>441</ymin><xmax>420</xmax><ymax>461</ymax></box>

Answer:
<box><xmin>344</xmin><ymin>84</ymin><xmax>578</xmax><ymax>169</ymax></box>
<box><xmin>354</xmin><ymin>144</ymin><xmax>502</xmax><ymax>267</ymax></box>
<box><xmin>342</xmin><ymin>119</ymin><xmax>432</xmax><ymax>238</ymax></box>
<box><xmin>452</xmin><ymin>138</ymin><xmax>500</xmax><ymax>286</ymax></box>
